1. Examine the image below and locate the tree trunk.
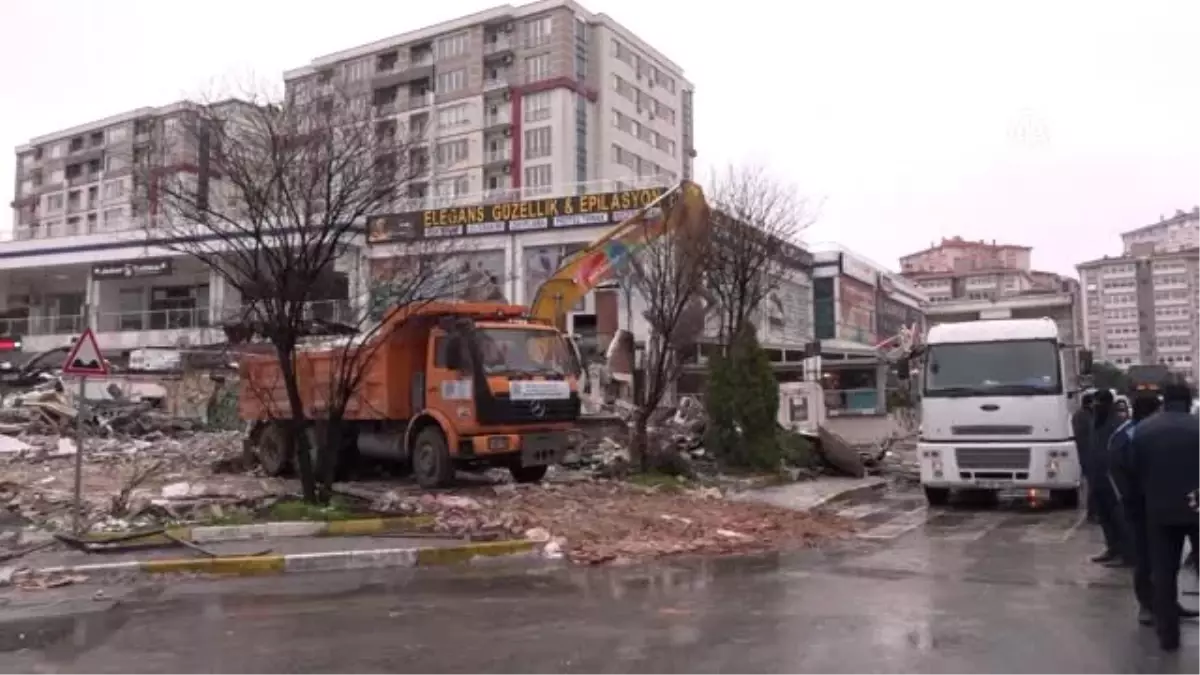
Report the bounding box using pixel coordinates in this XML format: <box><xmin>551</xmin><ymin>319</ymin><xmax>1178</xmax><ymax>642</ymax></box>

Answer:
<box><xmin>276</xmin><ymin>348</ymin><xmax>317</xmax><ymax>502</ymax></box>
<box><xmin>631</xmin><ymin>409</ymin><xmax>651</xmax><ymax>473</ymax></box>
<box><xmin>317</xmin><ymin>417</ymin><xmax>345</xmax><ymax>503</ymax></box>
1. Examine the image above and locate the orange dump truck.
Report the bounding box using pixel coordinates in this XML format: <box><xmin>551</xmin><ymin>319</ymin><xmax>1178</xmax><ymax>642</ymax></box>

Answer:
<box><xmin>239</xmin><ymin>302</ymin><xmax>582</xmax><ymax>488</ymax></box>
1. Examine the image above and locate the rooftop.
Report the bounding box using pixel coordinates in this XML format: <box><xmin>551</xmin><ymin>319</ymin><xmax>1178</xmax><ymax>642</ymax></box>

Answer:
<box><xmin>900</xmin><ymin>236</ymin><xmax>1032</xmax><ymax>260</ymax></box>
<box><xmin>1120</xmin><ymin>207</ymin><xmax>1200</xmax><ymax>237</ymax></box>
<box><xmin>282</xmin><ymin>0</ymin><xmax>688</xmax><ymax>83</ymax></box>
<box><xmin>1075</xmin><ymin>246</ymin><xmax>1200</xmax><ymax>270</ymax></box>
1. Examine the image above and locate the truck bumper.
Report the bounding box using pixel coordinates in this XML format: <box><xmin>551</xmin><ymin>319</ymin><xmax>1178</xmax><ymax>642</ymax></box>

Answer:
<box><xmin>918</xmin><ymin>440</ymin><xmax>1081</xmax><ymax>490</ymax></box>
<box><xmin>460</xmin><ymin>431</ymin><xmax>569</xmax><ymax>466</ymax></box>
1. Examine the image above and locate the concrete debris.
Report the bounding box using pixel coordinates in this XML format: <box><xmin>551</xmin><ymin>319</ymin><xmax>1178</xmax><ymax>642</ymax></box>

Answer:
<box><xmin>0</xmin><ymin>428</ymin><xmax>286</xmax><ymax>534</ymax></box>
<box><xmin>354</xmin><ymin>479</ymin><xmax>851</xmax><ymax>565</ymax></box>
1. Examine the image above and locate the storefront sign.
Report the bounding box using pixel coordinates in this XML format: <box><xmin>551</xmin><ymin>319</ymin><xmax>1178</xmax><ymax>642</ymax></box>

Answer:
<box><xmin>366</xmin><ymin>188</ymin><xmax>667</xmax><ymax>242</ymax></box>
<box><xmin>92</xmin><ymin>258</ymin><xmax>173</xmax><ymax>280</ymax></box>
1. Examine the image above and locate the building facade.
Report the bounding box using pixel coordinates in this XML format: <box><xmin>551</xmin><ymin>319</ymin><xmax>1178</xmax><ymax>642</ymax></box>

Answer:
<box><xmin>282</xmin><ymin>0</ymin><xmax>694</xmax><ymax>207</ymax></box>
<box><xmin>900</xmin><ymin>236</ymin><xmax>1032</xmax><ymax>275</ymax></box>
<box><xmin>1077</xmin><ymin>246</ymin><xmax>1199</xmax><ymax>381</ymax></box>
<box><xmin>1</xmin><ymin>0</ymin><xmax>695</xmax><ymax>362</ymax></box>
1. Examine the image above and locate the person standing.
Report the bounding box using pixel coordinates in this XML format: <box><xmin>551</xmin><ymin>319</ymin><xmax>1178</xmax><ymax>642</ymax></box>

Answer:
<box><xmin>1108</xmin><ymin>392</ymin><xmax>1200</xmax><ymax>625</ymax></box>
<box><xmin>1088</xmin><ymin>389</ymin><xmax>1131</xmax><ymax>566</ymax></box>
<box><xmin>1130</xmin><ymin>382</ymin><xmax>1200</xmax><ymax>651</ymax></box>
<box><xmin>1072</xmin><ymin>392</ymin><xmax>1096</xmax><ymax>521</ymax></box>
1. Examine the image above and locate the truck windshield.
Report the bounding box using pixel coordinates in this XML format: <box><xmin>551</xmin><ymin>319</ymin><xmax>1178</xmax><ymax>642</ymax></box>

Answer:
<box><xmin>476</xmin><ymin>328</ymin><xmax>571</xmax><ymax>376</ymax></box>
<box><xmin>924</xmin><ymin>339</ymin><xmax>1061</xmax><ymax>397</ymax></box>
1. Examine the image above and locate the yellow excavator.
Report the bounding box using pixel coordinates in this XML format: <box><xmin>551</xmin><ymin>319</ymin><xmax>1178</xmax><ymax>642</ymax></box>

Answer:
<box><xmin>524</xmin><ymin>180</ymin><xmax>711</xmax><ymax>389</ymax></box>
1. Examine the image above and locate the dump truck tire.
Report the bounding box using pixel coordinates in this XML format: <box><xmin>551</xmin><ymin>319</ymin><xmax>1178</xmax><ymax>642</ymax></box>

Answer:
<box><xmin>412</xmin><ymin>427</ymin><xmax>454</xmax><ymax>489</ymax></box>
<box><xmin>1051</xmin><ymin>488</ymin><xmax>1079</xmax><ymax>509</ymax></box>
<box><xmin>257</xmin><ymin>423</ymin><xmax>292</xmax><ymax>477</ymax></box>
<box><xmin>509</xmin><ymin>464</ymin><xmax>548</xmax><ymax>484</ymax></box>
<box><xmin>924</xmin><ymin>486</ymin><xmax>950</xmax><ymax>507</ymax></box>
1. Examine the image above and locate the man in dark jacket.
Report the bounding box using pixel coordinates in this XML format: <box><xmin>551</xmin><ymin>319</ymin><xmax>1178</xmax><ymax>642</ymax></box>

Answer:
<box><xmin>1072</xmin><ymin>392</ymin><xmax>1095</xmax><ymax>521</ymax></box>
<box><xmin>1088</xmin><ymin>389</ymin><xmax>1131</xmax><ymax>566</ymax></box>
<box><xmin>1113</xmin><ymin>392</ymin><xmax>1200</xmax><ymax>626</ymax></box>
<box><xmin>1130</xmin><ymin>382</ymin><xmax>1200</xmax><ymax>651</ymax></box>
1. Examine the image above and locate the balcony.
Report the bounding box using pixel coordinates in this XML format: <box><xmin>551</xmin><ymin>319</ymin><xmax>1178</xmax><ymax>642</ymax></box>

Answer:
<box><xmin>483</xmin><ymin>77</ymin><xmax>510</xmax><ymax>93</ymax></box>
<box><xmin>483</xmin><ymin>36</ymin><xmax>513</xmax><ymax>56</ymax></box>
<box><xmin>484</xmin><ymin>147</ymin><xmax>511</xmax><ymax>164</ymax></box>
<box><xmin>483</xmin><ymin>109</ymin><xmax>512</xmax><ymax>130</ymax></box>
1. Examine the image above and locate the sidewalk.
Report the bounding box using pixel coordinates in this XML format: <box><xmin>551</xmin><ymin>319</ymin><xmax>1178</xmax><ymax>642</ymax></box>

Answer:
<box><xmin>3</xmin><ymin>530</ymin><xmax>541</xmax><ymax>585</ymax></box>
<box><xmin>731</xmin><ymin>476</ymin><xmax>887</xmax><ymax>512</ymax></box>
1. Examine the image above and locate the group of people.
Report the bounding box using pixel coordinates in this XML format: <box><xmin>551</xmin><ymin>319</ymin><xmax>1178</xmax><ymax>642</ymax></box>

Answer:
<box><xmin>1071</xmin><ymin>383</ymin><xmax>1199</xmax><ymax>651</ymax></box>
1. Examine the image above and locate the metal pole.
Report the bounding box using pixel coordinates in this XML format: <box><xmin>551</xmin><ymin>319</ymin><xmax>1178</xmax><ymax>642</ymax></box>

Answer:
<box><xmin>73</xmin><ymin>375</ymin><xmax>87</xmax><ymax>534</ymax></box>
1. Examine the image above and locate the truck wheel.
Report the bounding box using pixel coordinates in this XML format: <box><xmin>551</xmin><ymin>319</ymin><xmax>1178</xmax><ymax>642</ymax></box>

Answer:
<box><xmin>509</xmin><ymin>465</ymin><xmax>548</xmax><ymax>484</ymax></box>
<box><xmin>924</xmin><ymin>486</ymin><xmax>950</xmax><ymax>507</ymax></box>
<box><xmin>412</xmin><ymin>427</ymin><xmax>454</xmax><ymax>489</ymax></box>
<box><xmin>257</xmin><ymin>423</ymin><xmax>292</xmax><ymax>476</ymax></box>
<box><xmin>1050</xmin><ymin>489</ymin><xmax>1080</xmax><ymax>509</ymax></box>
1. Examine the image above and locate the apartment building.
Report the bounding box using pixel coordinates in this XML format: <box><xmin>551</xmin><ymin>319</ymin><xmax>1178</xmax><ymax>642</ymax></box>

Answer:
<box><xmin>282</xmin><ymin>0</ymin><xmax>694</xmax><ymax>207</ymax></box>
<box><xmin>899</xmin><ymin>238</ymin><xmax>1083</xmax><ymax>346</ymax></box>
<box><xmin>900</xmin><ymin>236</ymin><xmax>1032</xmax><ymax>275</ymax></box>
<box><xmin>1120</xmin><ymin>207</ymin><xmax>1200</xmax><ymax>254</ymax></box>
<box><xmin>1</xmin><ymin>0</ymin><xmax>694</xmax><ymax>362</ymax></box>
<box><xmin>1077</xmin><ymin>245</ymin><xmax>1199</xmax><ymax>381</ymax></box>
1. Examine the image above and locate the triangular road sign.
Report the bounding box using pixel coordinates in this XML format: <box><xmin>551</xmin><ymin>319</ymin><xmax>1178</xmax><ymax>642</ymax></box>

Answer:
<box><xmin>62</xmin><ymin>328</ymin><xmax>108</xmax><ymax>377</ymax></box>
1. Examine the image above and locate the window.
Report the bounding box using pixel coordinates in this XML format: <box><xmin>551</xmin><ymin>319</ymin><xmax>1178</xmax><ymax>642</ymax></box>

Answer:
<box><xmin>611</xmin><ymin>39</ymin><xmax>633</xmax><ymax>65</ymax></box>
<box><xmin>924</xmin><ymin>340</ymin><xmax>1062</xmax><ymax>397</ymax></box>
<box><xmin>49</xmin><ymin>168</ymin><xmax>64</xmax><ymax>184</ymax></box>
<box><xmin>524</xmin><ymin>165</ymin><xmax>552</xmax><ymax>191</ymax></box>
<box><xmin>103</xmin><ymin>207</ymin><xmax>126</xmax><ymax>227</ymax></box>
<box><xmin>102</xmin><ymin>179</ymin><xmax>126</xmax><ymax>201</ymax></box>
<box><xmin>524</xmin><ymin>127</ymin><xmax>552</xmax><ymax>159</ymax></box>
<box><xmin>105</xmin><ymin>155</ymin><xmax>126</xmax><ymax>172</ymax></box>
<box><xmin>436</xmin><ymin>69</ymin><xmax>465</xmax><ymax>93</ymax></box>
<box><xmin>524</xmin><ymin>54</ymin><xmax>550</xmax><ymax>83</ymax></box>
<box><xmin>45</xmin><ymin>194</ymin><xmax>65</xmax><ymax>212</ymax></box>
<box><xmin>49</xmin><ymin>143</ymin><xmax>64</xmax><ymax>159</ymax></box>
<box><xmin>435</xmin><ymin>32</ymin><xmax>469</xmax><ymax>60</ymax></box>
<box><xmin>524</xmin><ymin>92</ymin><xmax>552</xmax><ymax>122</ymax></box>
<box><xmin>523</xmin><ymin>16</ymin><xmax>552</xmax><ymax>47</ymax></box>
<box><xmin>435</xmin><ymin>176</ymin><xmax>470</xmax><ymax>197</ymax></box>
<box><xmin>611</xmin><ymin>75</ymin><xmax>635</xmax><ymax>101</ymax></box>
<box><xmin>438</xmin><ymin>104</ymin><xmax>470</xmax><ymax>128</ymax></box>
<box><xmin>436</xmin><ymin>139</ymin><xmax>469</xmax><ymax>167</ymax></box>
<box><xmin>107</xmin><ymin>126</ymin><xmax>129</xmax><ymax>144</ymax></box>
<box><xmin>343</xmin><ymin>59</ymin><xmax>369</xmax><ymax>81</ymax></box>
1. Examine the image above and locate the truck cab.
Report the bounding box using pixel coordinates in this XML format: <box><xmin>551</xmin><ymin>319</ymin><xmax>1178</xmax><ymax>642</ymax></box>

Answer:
<box><xmin>912</xmin><ymin>318</ymin><xmax>1087</xmax><ymax>507</ymax></box>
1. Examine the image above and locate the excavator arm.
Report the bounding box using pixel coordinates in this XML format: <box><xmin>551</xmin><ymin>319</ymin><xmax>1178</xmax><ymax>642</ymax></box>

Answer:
<box><xmin>528</xmin><ymin>180</ymin><xmax>711</xmax><ymax>330</ymax></box>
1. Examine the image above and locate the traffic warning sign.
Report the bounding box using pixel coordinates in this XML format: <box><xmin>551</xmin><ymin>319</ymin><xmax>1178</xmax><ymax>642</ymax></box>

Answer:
<box><xmin>62</xmin><ymin>328</ymin><xmax>108</xmax><ymax>377</ymax></box>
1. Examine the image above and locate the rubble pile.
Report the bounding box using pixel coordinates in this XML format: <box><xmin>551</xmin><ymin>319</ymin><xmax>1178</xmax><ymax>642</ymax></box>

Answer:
<box><xmin>0</xmin><ymin>378</ymin><xmax>287</xmax><ymax>534</ymax></box>
<box><xmin>362</xmin><ymin>480</ymin><xmax>854</xmax><ymax>565</ymax></box>
<box><xmin>0</xmin><ymin>429</ymin><xmax>288</xmax><ymax>533</ymax></box>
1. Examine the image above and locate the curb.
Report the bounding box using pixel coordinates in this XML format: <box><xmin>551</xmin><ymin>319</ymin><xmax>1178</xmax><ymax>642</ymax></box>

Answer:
<box><xmin>810</xmin><ymin>477</ymin><xmax>888</xmax><ymax>510</ymax></box>
<box><xmin>75</xmin><ymin>516</ymin><xmax>436</xmax><ymax>547</ymax></box>
<box><xmin>29</xmin><ymin>540</ymin><xmax>539</xmax><ymax>581</ymax></box>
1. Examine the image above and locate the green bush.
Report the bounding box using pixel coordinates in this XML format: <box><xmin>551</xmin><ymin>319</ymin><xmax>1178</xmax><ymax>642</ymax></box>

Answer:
<box><xmin>704</xmin><ymin>326</ymin><xmax>783</xmax><ymax>470</ymax></box>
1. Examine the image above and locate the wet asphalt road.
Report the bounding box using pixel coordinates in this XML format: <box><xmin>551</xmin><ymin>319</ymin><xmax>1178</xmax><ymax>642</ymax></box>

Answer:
<box><xmin>1</xmin><ymin>494</ymin><xmax>1197</xmax><ymax>673</ymax></box>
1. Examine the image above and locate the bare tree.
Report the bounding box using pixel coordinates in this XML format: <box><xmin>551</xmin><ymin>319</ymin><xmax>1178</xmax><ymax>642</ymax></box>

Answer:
<box><xmin>705</xmin><ymin>164</ymin><xmax>816</xmax><ymax>346</ymax></box>
<box><xmin>134</xmin><ymin>79</ymin><xmax>431</xmax><ymax>501</ymax></box>
<box><xmin>626</xmin><ymin>186</ymin><xmax>713</xmax><ymax>471</ymax></box>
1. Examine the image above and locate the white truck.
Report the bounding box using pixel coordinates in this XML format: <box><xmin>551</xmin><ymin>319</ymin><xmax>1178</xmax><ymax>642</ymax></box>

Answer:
<box><xmin>907</xmin><ymin>317</ymin><xmax>1091</xmax><ymax>507</ymax></box>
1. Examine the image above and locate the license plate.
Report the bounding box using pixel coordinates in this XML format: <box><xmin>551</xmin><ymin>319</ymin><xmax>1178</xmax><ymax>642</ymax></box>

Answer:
<box><xmin>972</xmin><ymin>480</ymin><xmax>1010</xmax><ymax>490</ymax></box>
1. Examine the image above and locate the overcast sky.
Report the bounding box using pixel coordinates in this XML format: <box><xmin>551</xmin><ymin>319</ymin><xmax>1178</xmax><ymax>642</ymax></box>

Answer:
<box><xmin>2</xmin><ymin>0</ymin><xmax>1197</xmax><ymax>275</ymax></box>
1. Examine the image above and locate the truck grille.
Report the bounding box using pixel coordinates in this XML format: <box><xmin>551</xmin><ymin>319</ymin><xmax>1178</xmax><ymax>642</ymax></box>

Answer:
<box><xmin>952</xmin><ymin>425</ymin><xmax>1033</xmax><ymax>435</ymax></box>
<box><xmin>955</xmin><ymin>447</ymin><xmax>1031</xmax><ymax>470</ymax></box>
<box><xmin>485</xmin><ymin>394</ymin><xmax>580</xmax><ymax>424</ymax></box>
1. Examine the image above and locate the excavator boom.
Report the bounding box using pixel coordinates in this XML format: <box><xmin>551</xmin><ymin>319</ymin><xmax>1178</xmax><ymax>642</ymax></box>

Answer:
<box><xmin>528</xmin><ymin>180</ymin><xmax>710</xmax><ymax>330</ymax></box>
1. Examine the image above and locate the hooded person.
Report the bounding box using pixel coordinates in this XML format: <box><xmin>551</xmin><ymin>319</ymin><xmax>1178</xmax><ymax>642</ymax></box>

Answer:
<box><xmin>1087</xmin><ymin>389</ymin><xmax>1132</xmax><ymax>567</ymax></box>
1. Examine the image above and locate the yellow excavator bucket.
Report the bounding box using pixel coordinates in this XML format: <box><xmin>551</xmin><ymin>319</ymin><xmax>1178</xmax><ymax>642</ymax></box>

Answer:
<box><xmin>528</xmin><ymin>181</ymin><xmax>710</xmax><ymax>330</ymax></box>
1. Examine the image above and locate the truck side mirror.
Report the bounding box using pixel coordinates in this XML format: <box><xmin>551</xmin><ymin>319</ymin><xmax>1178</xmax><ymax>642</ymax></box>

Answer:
<box><xmin>1079</xmin><ymin>349</ymin><xmax>1094</xmax><ymax>376</ymax></box>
